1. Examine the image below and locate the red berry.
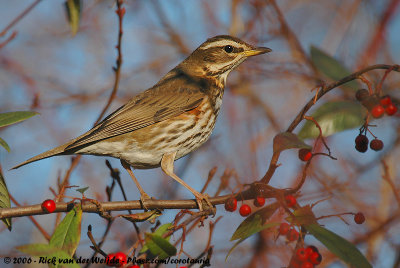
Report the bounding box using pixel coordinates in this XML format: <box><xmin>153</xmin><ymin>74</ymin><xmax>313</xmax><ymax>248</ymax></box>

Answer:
<box><xmin>106</xmin><ymin>254</ymin><xmax>115</xmax><ymax>266</ymax></box>
<box><xmin>41</xmin><ymin>199</ymin><xmax>56</xmax><ymax>213</ymax></box>
<box><xmin>113</xmin><ymin>252</ymin><xmax>127</xmax><ymax>267</ymax></box>
<box><xmin>385</xmin><ymin>103</ymin><xmax>398</xmax><ymax>115</ymax></box>
<box><xmin>301</xmin><ymin>261</ymin><xmax>314</xmax><ymax>268</ymax></box>
<box><xmin>285</xmin><ymin>195</ymin><xmax>297</xmax><ymax>207</ymax></box>
<box><xmin>239</xmin><ymin>204</ymin><xmax>252</xmax><ymax>217</ymax></box>
<box><xmin>380</xmin><ymin>95</ymin><xmax>392</xmax><ymax>106</ymax></box>
<box><xmin>355</xmin><ymin>89</ymin><xmax>369</xmax><ymax>101</ymax></box>
<box><xmin>126</xmin><ymin>266</ymin><xmax>140</xmax><ymax>268</ymax></box>
<box><xmin>224</xmin><ymin>197</ymin><xmax>237</xmax><ymax>212</ymax></box>
<box><xmin>355</xmin><ymin>134</ymin><xmax>369</xmax><ymax>153</ymax></box>
<box><xmin>253</xmin><ymin>196</ymin><xmax>265</xmax><ymax>207</ymax></box>
<box><xmin>295</xmin><ymin>247</ymin><xmax>309</xmax><ymax>262</ymax></box>
<box><xmin>298</xmin><ymin>148</ymin><xmax>312</xmax><ymax>161</ymax></box>
<box><xmin>287</xmin><ymin>228</ymin><xmax>299</xmax><ymax>242</ymax></box>
<box><xmin>309</xmin><ymin>251</ymin><xmax>322</xmax><ymax>265</ymax></box>
<box><xmin>370</xmin><ymin>139</ymin><xmax>384</xmax><ymax>151</ymax></box>
<box><xmin>279</xmin><ymin>222</ymin><xmax>290</xmax><ymax>235</ymax></box>
<box><xmin>305</xmin><ymin>245</ymin><xmax>319</xmax><ymax>255</ymax></box>
<box><xmin>371</xmin><ymin>104</ymin><xmax>385</xmax><ymax>118</ymax></box>
<box><xmin>354</xmin><ymin>212</ymin><xmax>365</xmax><ymax>224</ymax></box>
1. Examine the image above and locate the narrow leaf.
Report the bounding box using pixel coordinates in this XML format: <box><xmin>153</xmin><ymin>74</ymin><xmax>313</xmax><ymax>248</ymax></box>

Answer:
<box><xmin>49</xmin><ymin>204</ymin><xmax>82</xmax><ymax>256</ymax></box>
<box><xmin>0</xmin><ymin>111</ymin><xmax>38</xmax><ymax>128</ymax></box>
<box><xmin>154</xmin><ymin>223</ymin><xmax>172</xmax><ymax>236</ymax></box>
<box><xmin>273</xmin><ymin>132</ymin><xmax>311</xmax><ymax>154</ymax></box>
<box><xmin>64</xmin><ymin>0</ymin><xmax>81</xmax><ymax>36</ymax></box>
<box><xmin>231</xmin><ymin>202</ymin><xmax>279</xmax><ymax>241</ymax></box>
<box><xmin>17</xmin><ymin>244</ymin><xmax>80</xmax><ymax>268</ymax></box>
<box><xmin>310</xmin><ymin>46</ymin><xmax>358</xmax><ymax>91</ymax></box>
<box><xmin>287</xmin><ymin>205</ymin><xmax>318</xmax><ymax>226</ymax></box>
<box><xmin>145</xmin><ymin>233</ymin><xmax>177</xmax><ymax>260</ymax></box>
<box><xmin>306</xmin><ymin>224</ymin><xmax>372</xmax><ymax>268</ymax></box>
<box><xmin>0</xmin><ymin>137</ymin><xmax>10</xmax><ymax>152</ymax></box>
<box><xmin>0</xmin><ymin>170</ymin><xmax>11</xmax><ymax>230</ymax></box>
<box><xmin>226</xmin><ymin>222</ymin><xmax>278</xmax><ymax>261</ymax></box>
<box><xmin>298</xmin><ymin>101</ymin><xmax>365</xmax><ymax>139</ymax></box>
<box><xmin>140</xmin><ymin>223</ymin><xmax>172</xmax><ymax>253</ymax></box>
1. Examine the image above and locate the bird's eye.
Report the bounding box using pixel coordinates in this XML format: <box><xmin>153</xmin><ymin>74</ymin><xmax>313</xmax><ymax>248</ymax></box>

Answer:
<box><xmin>224</xmin><ymin>45</ymin><xmax>233</xmax><ymax>53</ymax></box>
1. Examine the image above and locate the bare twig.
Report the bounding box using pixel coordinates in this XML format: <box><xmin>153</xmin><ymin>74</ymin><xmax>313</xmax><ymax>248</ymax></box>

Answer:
<box><xmin>0</xmin><ymin>0</ymin><xmax>42</xmax><ymax>37</ymax></box>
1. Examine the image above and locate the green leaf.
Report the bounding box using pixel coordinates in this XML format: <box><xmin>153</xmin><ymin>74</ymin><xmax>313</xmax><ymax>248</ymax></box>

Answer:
<box><xmin>226</xmin><ymin>222</ymin><xmax>278</xmax><ymax>261</ymax></box>
<box><xmin>231</xmin><ymin>202</ymin><xmax>279</xmax><ymax>241</ymax></box>
<box><xmin>287</xmin><ymin>205</ymin><xmax>318</xmax><ymax>226</ymax></box>
<box><xmin>140</xmin><ymin>223</ymin><xmax>172</xmax><ymax>254</ymax></box>
<box><xmin>0</xmin><ymin>170</ymin><xmax>11</xmax><ymax>231</ymax></box>
<box><xmin>273</xmin><ymin>132</ymin><xmax>311</xmax><ymax>154</ymax></box>
<box><xmin>17</xmin><ymin>244</ymin><xmax>80</xmax><ymax>268</ymax></box>
<box><xmin>310</xmin><ymin>46</ymin><xmax>358</xmax><ymax>91</ymax></box>
<box><xmin>0</xmin><ymin>137</ymin><xmax>10</xmax><ymax>152</ymax></box>
<box><xmin>0</xmin><ymin>111</ymin><xmax>38</xmax><ymax>128</ymax></box>
<box><xmin>306</xmin><ymin>224</ymin><xmax>372</xmax><ymax>268</ymax></box>
<box><xmin>64</xmin><ymin>0</ymin><xmax>81</xmax><ymax>36</ymax></box>
<box><xmin>49</xmin><ymin>204</ymin><xmax>82</xmax><ymax>256</ymax></box>
<box><xmin>144</xmin><ymin>233</ymin><xmax>177</xmax><ymax>260</ymax></box>
<box><xmin>154</xmin><ymin>223</ymin><xmax>172</xmax><ymax>236</ymax></box>
<box><xmin>298</xmin><ymin>101</ymin><xmax>365</xmax><ymax>139</ymax></box>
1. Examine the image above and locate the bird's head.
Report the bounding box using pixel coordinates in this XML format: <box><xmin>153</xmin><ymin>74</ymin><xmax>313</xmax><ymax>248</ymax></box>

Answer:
<box><xmin>180</xmin><ymin>35</ymin><xmax>271</xmax><ymax>83</ymax></box>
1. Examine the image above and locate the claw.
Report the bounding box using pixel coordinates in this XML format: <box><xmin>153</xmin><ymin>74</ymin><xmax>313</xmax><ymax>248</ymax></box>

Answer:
<box><xmin>140</xmin><ymin>193</ymin><xmax>151</xmax><ymax>211</ymax></box>
<box><xmin>194</xmin><ymin>193</ymin><xmax>215</xmax><ymax>214</ymax></box>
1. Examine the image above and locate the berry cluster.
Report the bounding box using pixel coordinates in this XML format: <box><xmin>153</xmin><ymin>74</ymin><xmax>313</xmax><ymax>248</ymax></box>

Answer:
<box><xmin>278</xmin><ymin>222</ymin><xmax>299</xmax><ymax>242</ymax></box>
<box><xmin>224</xmin><ymin>196</ymin><xmax>266</xmax><ymax>217</ymax></box>
<box><xmin>356</xmin><ymin>89</ymin><xmax>398</xmax><ymax>118</ymax></box>
<box><xmin>289</xmin><ymin>246</ymin><xmax>322</xmax><ymax>268</ymax></box>
<box><xmin>354</xmin><ymin>134</ymin><xmax>383</xmax><ymax>153</ymax></box>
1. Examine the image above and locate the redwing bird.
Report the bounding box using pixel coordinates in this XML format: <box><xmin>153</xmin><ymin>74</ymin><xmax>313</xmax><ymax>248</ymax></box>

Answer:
<box><xmin>13</xmin><ymin>35</ymin><xmax>271</xmax><ymax>211</ymax></box>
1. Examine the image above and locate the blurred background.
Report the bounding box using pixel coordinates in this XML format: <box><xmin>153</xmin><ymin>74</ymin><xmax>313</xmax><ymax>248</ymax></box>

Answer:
<box><xmin>1</xmin><ymin>0</ymin><xmax>400</xmax><ymax>267</ymax></box>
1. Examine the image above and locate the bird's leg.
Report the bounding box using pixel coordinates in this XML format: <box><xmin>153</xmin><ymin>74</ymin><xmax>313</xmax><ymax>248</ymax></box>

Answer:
<box><xmin>161</xmin><ymin>152</ymin><xmax>214</xmax><ymax>212</ymax></box>
<box><xmin>120</xmin><ymin>160</ymin><xmax>150</xmax><ymax>210</ymax></box>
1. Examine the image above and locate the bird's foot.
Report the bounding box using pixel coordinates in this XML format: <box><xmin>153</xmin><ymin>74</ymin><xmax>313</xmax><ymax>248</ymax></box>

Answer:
<box><xmin>194</xmin><ymin>193</ymin><xmax>215</xmax><ymax>215</ymax></box>
<box><xmin>139</xmin><ymin>192</ymin><xmax>152</xmax><ymax>211</ymax></box>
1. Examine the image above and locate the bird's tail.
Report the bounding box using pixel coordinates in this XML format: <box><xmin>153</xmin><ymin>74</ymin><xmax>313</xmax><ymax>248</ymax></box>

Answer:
<box><xmin>11</xmin><ymin>142</ymin><xmax>74</xmax><ymax>170</ymax></box>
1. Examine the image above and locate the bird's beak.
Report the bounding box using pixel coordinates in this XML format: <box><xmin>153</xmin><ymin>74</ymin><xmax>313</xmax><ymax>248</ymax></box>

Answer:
<box><xmin>242</xmin><ymin>47</ymin><xmax>272</xmax><ymax>57</ymax></box>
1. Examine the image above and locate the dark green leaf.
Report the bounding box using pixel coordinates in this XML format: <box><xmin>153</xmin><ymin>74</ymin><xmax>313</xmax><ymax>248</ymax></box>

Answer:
<box><xmin>17</xmin><ymin>244</ymin><xmax>80</xmax><ymax>268</ymax></box>
<box><xmin>310</xmin><ymin>46</ymin><xmax>358</xmax><ymax>91</ymax></box>
<box><xmin>49</xmin><ymin>204</ymin><xmax>82</xmax><ymax>256</ymax></box>
<box><xmin>144</xmin><ymin>233</ymin><xmax>177</xmax><ymax>260</ymax></box>
<box><xmin>273</xmin><ymin>132</ymin><xmax>311</xmax><ymax>154</ymax></box>
<box><xmin>0</xmin><ymin>137</ymin><xmax>10</xmax><ymax>152</ymax></box>
<box><xmin>306</xmin><ymin>224</ymin><xmax>372</xmax><ymax>268</ymax></box>
<box><xmin>0</xmin><ymin>170</ymin><xmax>11</xmax><ymax>231</ymax></box>
<box><xmin>298</xmin><ymin>101</ymin><xmax>365</xmax><ymax>139</ymax></box>
<box><xmin>0</xmin><ymin>111</ymin><xmax>38</xmax><ymax>128</ymax></box>
<box><xmin>226</xmin><ymin>222</ymin><xmax>278</xmax><ymax>261</ymax></box>
<box><xmin>231</xmin><ymin>202</ymin><xmax>279</xmax><ymax>241</ymax></box>
<box><xmin>64</xmin><ymin>0</ymin><xmax>81</xmax><ymax>36</ymax></box>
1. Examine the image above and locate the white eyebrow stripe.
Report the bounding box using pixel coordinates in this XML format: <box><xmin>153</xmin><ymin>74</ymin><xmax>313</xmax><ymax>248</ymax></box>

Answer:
<box><xmin>200</xmin><ymin>40</ymin><xmax>245</xmax><ymax>50</ymax></box>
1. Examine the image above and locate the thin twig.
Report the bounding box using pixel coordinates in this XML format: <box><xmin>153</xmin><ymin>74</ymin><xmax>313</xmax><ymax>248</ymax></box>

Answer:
<box><xmin>0</xmin><ymin>0</ymin><xmax>42</xmax><ymax>37</ymax></box>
